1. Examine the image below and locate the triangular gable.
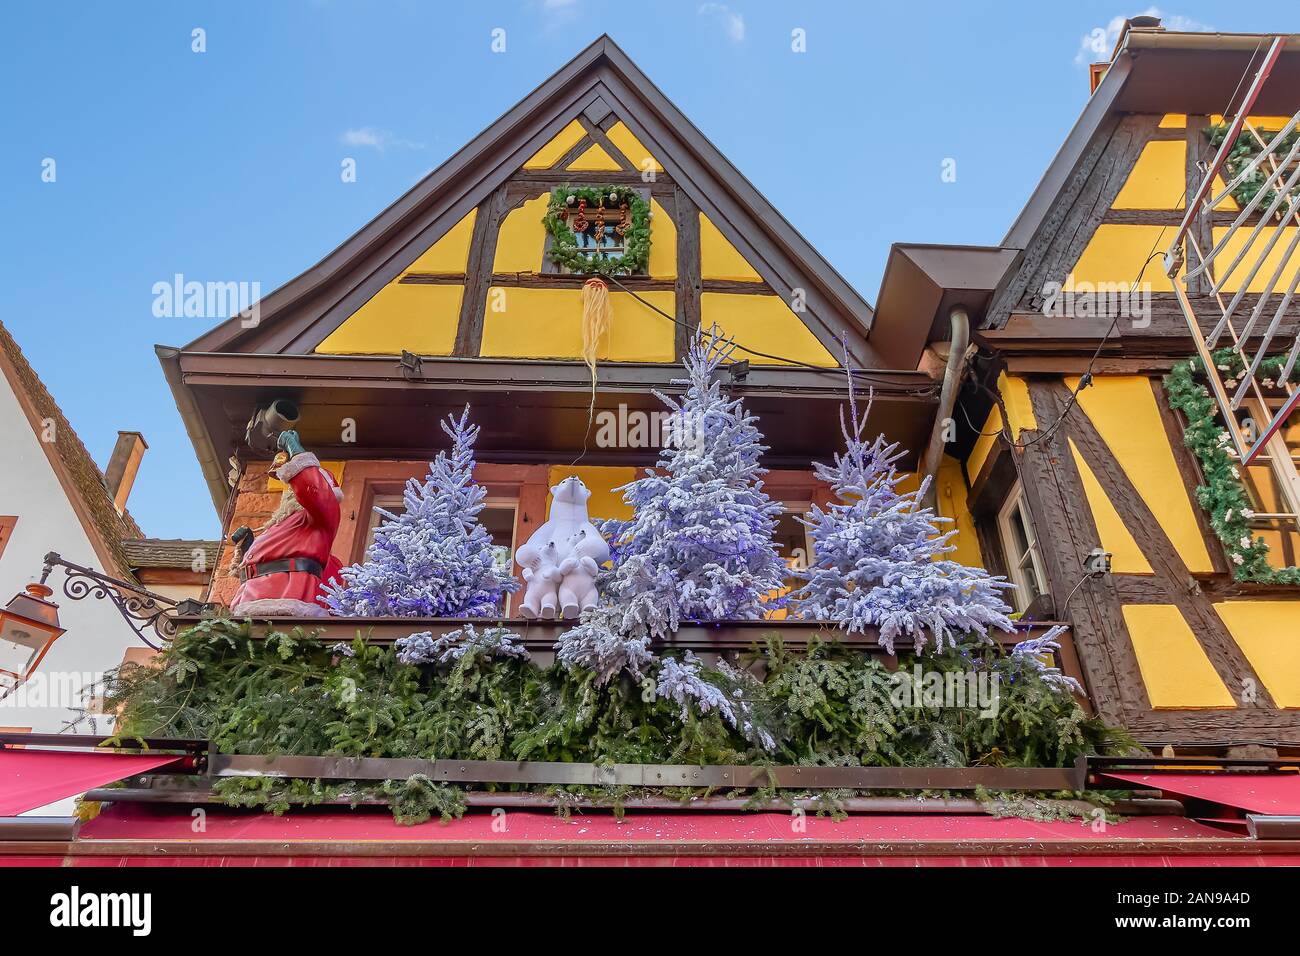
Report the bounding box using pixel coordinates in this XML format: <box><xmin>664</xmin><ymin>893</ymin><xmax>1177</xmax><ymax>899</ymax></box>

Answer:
<box><xmin>183</xmin><ymin>36</ymin><xmax>881</xmax><ymax>369</ymax></box>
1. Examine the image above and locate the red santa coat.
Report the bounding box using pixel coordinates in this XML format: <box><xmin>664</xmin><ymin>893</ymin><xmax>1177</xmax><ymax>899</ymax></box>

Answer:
<box><xmin>230</xmin><ymin>452</ymin><xmax>343</xmax><ymax>618</ymax></box>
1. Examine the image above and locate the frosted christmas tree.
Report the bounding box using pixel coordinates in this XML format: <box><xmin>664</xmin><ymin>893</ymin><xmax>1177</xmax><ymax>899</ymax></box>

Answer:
<box><xmin>794</xmin><ymin>375</ymin><xmax>1015</xmax><ymax>654</ymax></box>
<box><xmin>595</xmin><ymin>327</ymin><xmax>788</xmax><ymax>639</ymax></box>
<box><xmin>324</xmin><ymin>406</ymin><xmax>518</xmax><ymax>617</ymax></box>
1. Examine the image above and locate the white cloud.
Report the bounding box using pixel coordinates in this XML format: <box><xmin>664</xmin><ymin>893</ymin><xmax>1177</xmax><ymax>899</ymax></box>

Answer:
<box><xmin>340</xmin><ymin>127</ymin><xmax>426</xmax><ymax>151</ymax></box>
<box><xmin>698</xmin><ymin>3</ymin><xmax>745</xmax><ymax>44</ymax></box>
<box><xmin>1074</xmin><ymin>8</ymin><xmax>1213</xmax><ymax>66</ymax></box>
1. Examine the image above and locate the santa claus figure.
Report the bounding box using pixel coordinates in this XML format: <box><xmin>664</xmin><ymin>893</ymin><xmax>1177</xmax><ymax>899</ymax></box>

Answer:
<box><xmin>229</xmin><ymin>430</ymin><xmax>344</xmax><ymax>618</ymax></box>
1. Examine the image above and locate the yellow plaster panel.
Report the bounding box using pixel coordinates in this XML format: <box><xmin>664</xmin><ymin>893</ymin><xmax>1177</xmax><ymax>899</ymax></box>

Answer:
<box><xmin>606</xmin><ymin>122</ymin><xmax>662</xmax><ymax>172</ymax></box>
<box><xmin>1068</xmin><ymin>439</ymin><xmax>1153</xmax><ymax>573</ymax></box>
<box><xmin>701</xmin><ymin>292</ymin><xmax>836</xmax><ymax>367</ymax></box>
<box><xmin>523</xmin><ymin>120</ymin><xmax>585</xmax><ymax>170</ymax></box>
<box><xmin>406</xmin><ymin>208</ymin><xmax>476</xmax><ymax>274</ymax></box>
<box><xmin>480</xmin><ymin>287</ymin><xmax>675</xmax><ymax>361</ymax></box>
<box><xmin>1211</xmin><ymin>115</ymin><xmax>1295</xmax><ymax>128</ymax></box>
<box><xmin>1113</xmin><ymin>140</ymin><xmax>1186</xmax><ymax>209</ymax></box>
<box><xmin>545</xmin><ymin>465</ymin><xmax>635</xmax><ymax>522</ymax></box>
<box><xmin>493</xmin><ymin>193</ymin><xmax>549</xmax><ymax>274</ymax></box>
<box><xmin>566</xmin><ymin>143</ymin><xmax>622</xmax><ymax>172</ymax></box>
<box><xmin>700</xmin><ymin>214</ymin><xmax>763</xmax><ymax>281</ymax></box>
<box><xmin>269</xmin><ymin>460</ymin><xmax>346</xmax><ymax>494</ymax></box>
<box><xmin>315</xmin><ymin>283</ymin><xmax>461</xmax><ymax>355</ymax></box>
<box><xmin>936</xmin><ymin>454</ymin><xmax>983</xmax><ymax>568</ymax></box>
<box><xmin>1212</xmin><ymin>602</ymin><xmax>1300</xmax><ymax>707</ymax></box>
<box><xmin>1122</xmin><ymin>604</ymin><xmax>1237</xmax><ymax>708</ymax></box>
<box><xmin>1066</xmin><ymin>225</ymin><xmax>1179</xmax><ymax>292</ymax></box>
<box><xmin>648</xmin><ymin>198</ymin><xmax>676</xmax><ymax>278</ymax></box>
<box><xmin>1159</xmin><ymin>114</ymin><xmax>1186</xmax><ymax>129</ymax></box>
<box><xmin>966</xmin><ymin>406</ymin><xmax>1002</xmax><ymax>486</ymax></box>
<box><xmin>965</xmin><ymin>374</ymin><xmax>1036</xmax><ymax>484</ymax></box>
<box><xmin>1210</xmin><ymin>226</ymin><xmax>1300</xmax><ymax>293</ymax></box>
<box><xmin>1066</xmin><ymin>375</ymin><xmax>1215</xmax><ymax>573</ymax></box>
<box><xmin>1002</xmin><ymin>374</ymin><xmax>1037</xmax><ymax>434</ymax></box>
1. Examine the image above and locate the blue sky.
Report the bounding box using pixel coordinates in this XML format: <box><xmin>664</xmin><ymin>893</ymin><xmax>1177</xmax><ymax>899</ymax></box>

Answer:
<box><xmin>1</xmin><ymin>1</ymin><xmax>1289</xmax><ymax>540</ymax></box>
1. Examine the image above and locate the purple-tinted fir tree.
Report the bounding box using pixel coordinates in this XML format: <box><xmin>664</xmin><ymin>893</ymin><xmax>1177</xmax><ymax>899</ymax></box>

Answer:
<box><xmin>595</xmin><ymin>327</ymin><xmax>788</xmax><ymax>640</ymax></box>
<box><xmin>323</xmin><ymin>406</ymin><xmax>518</xmax><ymax>617</ymax></box>
<box><xmin>793</xmin><ymin>376</ymin><xmax>1015</xmax><ymax>654</ymax></box>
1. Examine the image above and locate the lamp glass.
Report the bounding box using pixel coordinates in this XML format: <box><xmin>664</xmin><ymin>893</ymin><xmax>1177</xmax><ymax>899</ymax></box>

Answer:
<box><xmin>0</xmin><ymin>616</ymin><xmax>53</xmax><ymax>677</ymax></box>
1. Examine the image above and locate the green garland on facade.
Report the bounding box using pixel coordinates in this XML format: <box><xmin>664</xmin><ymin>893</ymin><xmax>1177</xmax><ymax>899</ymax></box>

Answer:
<box><xmin>1162</xmin><ymin>352</ymin><xmax>1300</xmax><ymax>584</ymax></box>
<box><xmin>102</xmin><ymin>619</ymin><xmax>1134</xmax><ymax>823</ymax></box>
<box><xmin>543</xmin><ymin>185</ymin><xmax>651</xmax><ymax>276</ymax></box>
<box><xmin>1206</xmin><ymin>122</ymin><xmax>1300</xmax><ymax>210</ymax></box>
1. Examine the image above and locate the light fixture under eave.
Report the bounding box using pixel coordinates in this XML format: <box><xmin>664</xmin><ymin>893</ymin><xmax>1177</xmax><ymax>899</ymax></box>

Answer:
<box><xmin>0</xmin><ymin>583</ymin><xmax>66</xmax><ymax>701</ymax></box>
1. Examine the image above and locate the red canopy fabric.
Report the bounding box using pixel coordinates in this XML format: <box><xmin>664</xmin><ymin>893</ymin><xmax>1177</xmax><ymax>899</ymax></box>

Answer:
<box><xmin>0</xmin><ymin>748</ymin><xmax>181</xmax><ymax>816</ymax></box>
<box><xmin>1099</xmin><ymin>772</ymin><xmax>1300</xmax><ymax>816</ymax></box>
<box><xmin>81</xmin><ymin>801</ymin><xmax>1228</xmax><ymax>844</ymax></box>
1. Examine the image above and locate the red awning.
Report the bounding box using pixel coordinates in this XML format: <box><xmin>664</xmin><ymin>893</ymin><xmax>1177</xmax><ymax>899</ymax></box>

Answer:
<box><xmin>0</xmin><ymin>749</ymin><xmax>182</xmax><ymax>816</ymax></box>
<box><xmin>1098</xmin><ymin>772</ymin><xmax>1300</xmax><ymax>816</ymax></box>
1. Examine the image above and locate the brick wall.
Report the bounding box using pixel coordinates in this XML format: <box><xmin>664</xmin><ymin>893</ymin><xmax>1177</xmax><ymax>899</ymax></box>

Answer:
<box><xmin>207</xmin><ymin>460</ymin><xmax>275</xmax><ymax>606</ymax></box>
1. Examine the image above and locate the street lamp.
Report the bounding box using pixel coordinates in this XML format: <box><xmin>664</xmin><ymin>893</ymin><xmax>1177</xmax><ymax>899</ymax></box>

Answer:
<box><xmin>0</xmin><ymin>583</ymin><xmax>66</xmax><ymax>701</ymax></box>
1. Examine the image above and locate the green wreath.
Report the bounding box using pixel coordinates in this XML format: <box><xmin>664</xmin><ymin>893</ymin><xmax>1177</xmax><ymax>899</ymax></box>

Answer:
<box><xmin>543</xmin><ymin>185</ymin><xmax>651</xmax><ymax>277</ymax></box>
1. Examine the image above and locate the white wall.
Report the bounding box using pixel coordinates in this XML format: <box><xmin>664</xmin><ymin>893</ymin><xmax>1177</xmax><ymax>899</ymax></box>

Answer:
<box><xmin>0</xmin><ymin>378</ymin><xmax>143</xmax><ymax>735</ymax></box>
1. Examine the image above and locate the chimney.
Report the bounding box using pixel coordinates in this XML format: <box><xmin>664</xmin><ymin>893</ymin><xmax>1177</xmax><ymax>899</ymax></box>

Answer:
<box><xmin>1091</xmin><ymin>15</ymin><xmax>1163</xmax><ymax>93</ymax></box>
<box><xmin>104</xmin><ymin>431</ymin><xmax>148</xmax><ymax>515</ymax></box>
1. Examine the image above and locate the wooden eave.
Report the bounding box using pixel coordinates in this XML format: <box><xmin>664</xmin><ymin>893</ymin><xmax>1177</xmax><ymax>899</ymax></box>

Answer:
<box><xmin>173</xmin><ymin>350</ymin><xmax>940</xmax><ymax>476</ymax></box>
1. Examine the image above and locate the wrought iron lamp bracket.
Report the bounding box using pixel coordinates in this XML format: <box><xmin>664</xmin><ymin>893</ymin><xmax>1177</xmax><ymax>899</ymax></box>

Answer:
<box><xmin>38</xmin><ymin>552</ymin><xmax>203</xmax><ymax>650</ymax></box>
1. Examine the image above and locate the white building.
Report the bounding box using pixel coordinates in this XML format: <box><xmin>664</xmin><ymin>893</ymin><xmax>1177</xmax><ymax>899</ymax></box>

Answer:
<box><xmin>0</xmin><ymin>320</ymin><xmax>216</xmax><ymax>734</ymax></box>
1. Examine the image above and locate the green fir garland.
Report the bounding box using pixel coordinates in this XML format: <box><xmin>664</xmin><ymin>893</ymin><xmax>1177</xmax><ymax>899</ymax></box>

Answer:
<box><xmin>102</xmin><ymin>619</ymin><xmax>1134</xmax><ymax>823</ymax></box>
<box><xmin>543</xmin><ymin>185</ymin><xmax>651</xmax><ymax>276</ymax></box>
<box><xmin>1206</xmin><ymin>122</ymin><xmax>1300</xmax><ymax>211</ymax></box>
<box><xmin>1162</xmin><ymin>351</ymin><xmax>1300</xmax><ymax>584</ymax></box>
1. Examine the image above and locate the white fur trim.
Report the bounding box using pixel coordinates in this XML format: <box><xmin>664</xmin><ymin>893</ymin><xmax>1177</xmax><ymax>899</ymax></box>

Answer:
<box><xmin>232</xmin><ymin>597</ymin><xmax>327</xmax><ymax>618</ymax></box>
<box><xmin>276</xmin><ymin>452</ymin><xmax>321</xmax><ymax>483</ymax></box>
<box><xmin>333</xmin><ymin>486</ymin><xmax>344</xmax><ymax>502</ymax></box>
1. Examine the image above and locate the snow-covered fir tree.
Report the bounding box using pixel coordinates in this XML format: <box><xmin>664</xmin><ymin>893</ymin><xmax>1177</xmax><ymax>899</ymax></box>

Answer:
<box><xmin>323</xmin><ymin>406</ymin><xmax>518</xmax><ymax>617</ymax></box>
<box><xmin>598</xmin><ymin>327</ymin><xmax>788</xmax><ymax>638</ymax></box>
<box><xmin>793</xmin><ymin>377</ymin><xmax>1015</xmax><ymax>654</ymax></box>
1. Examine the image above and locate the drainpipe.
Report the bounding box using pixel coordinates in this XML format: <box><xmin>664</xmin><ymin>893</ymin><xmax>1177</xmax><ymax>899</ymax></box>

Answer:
<box><xmin>921</xmin><ymin>306</ymin><xmax>971</xmax><ymax>511</ymax></box>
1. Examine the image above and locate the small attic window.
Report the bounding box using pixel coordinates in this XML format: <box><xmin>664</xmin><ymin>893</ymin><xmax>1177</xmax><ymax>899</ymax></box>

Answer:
<box><xmin>543</xmin><ymin>186</ymin><xmax>650</xmax><ymax>277</ymax></box>
<box><xmin>570</xmin><ymin>220</ymin><xmax>628</xmax><ymax>264</ymax></box>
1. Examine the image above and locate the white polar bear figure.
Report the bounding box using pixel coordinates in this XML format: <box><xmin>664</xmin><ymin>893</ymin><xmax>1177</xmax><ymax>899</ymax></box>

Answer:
<box><xmin>558</xmin><ymin>526</ymin><xmax>606</xmax><ymax>618</ymax></box>
<box><xmin>514</xmin><ymin>475</ymin><xmax>609</xmax><ymax>619</ymax></box>
<box><xmin>518</xmin><ymin>540</ymin><xmax>562</xmax><ymax>619</ymax></box>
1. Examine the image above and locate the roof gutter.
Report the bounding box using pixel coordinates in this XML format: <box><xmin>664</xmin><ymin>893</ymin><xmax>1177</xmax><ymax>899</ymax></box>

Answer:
<box><xmin>1123</xmin><ymin>31</ymin><xmax>1300</xmax><ymax>54</ymax></box>
<box><xmin>155</xmin><ymin>345</ymin><xmax>229</xmax><ymax>518</ymax></box>
<box><xmin>921</xmin><ymin>306</ymin><xmax>971</xmax><ymax>508</ymax></box>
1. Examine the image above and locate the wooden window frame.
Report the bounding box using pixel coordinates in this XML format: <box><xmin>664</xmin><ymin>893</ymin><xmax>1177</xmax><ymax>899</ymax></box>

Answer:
<box><xmin>996</xmin><ymin>483</ymin><xmax>1050</xmax><ymax>613</ymax></box>
<box><xmin>0</xmin><ymin>517</ymin><xmax>16</xmax><ymax>564</ymax></box>
<box><xmin>540</xmin><ymin>187</ymin><xmax>652</xmax><ymax>277</ymax></box>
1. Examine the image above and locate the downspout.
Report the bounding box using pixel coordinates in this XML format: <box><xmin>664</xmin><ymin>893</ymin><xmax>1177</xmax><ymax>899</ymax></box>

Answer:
<box><xmin>155</xmin><ymin>345</ymin><xmax>229</xmax><ymax>519</ymax></box>
<box><xmin>921</xmin><ymin>306</ymin><xmax>971</xmax><ymax>511</ymax></box>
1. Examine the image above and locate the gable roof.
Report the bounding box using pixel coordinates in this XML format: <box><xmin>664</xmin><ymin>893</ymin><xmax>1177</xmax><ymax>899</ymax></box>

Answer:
<box><xmin>994</xmin><ymin>27</ymin><xmax>1300</xmax><ymax>323</ymax></box>
<box><xmin>182</xmin><ymin>35</ymin><xmax>883</xmax><ymax>368</ymax></box>
<box><xmin>0</xmin><ymin>321</ymin><xmax>143</xmax><ymax>580</ymax></box>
